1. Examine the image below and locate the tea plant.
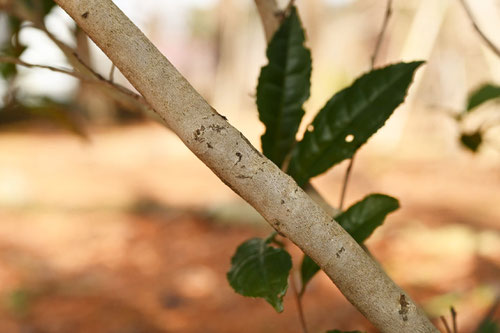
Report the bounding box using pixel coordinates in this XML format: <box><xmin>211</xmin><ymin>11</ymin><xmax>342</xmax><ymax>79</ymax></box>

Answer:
<box><xmin>227</xmin><ymin>6</ymin><xmax>422</xmax><ymax>332</ymax></box>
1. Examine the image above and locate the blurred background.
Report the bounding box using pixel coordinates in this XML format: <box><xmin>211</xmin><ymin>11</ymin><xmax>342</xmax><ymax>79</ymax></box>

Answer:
<box><xmin>0</xmin><ymin>0</ymin><xmax>499</xmax><ymax>332</ymax></box>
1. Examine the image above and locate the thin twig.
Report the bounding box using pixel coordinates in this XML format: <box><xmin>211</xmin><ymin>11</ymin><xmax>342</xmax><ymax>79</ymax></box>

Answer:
<box><xmin>0</xmin><ymin>56</ymin><xmax>148</xmax><ymax>106</ymax></box>
<box><xmin>338</xmin><ymin>0</ymin><xmax>393</xmax><ymax>211</ymax></box>
<box><xmin>0</xmin><ymin>56</ymin><xmax>87</xmax><ymax>79</ymax></box>
<box><xmin>440</xmin><ymin>316</ymin><xmax>452</xmax><ymax>333</ymax></box>
<box><xmin>458</xmin><ymin>0</ymin><xmax>500</xmax><ymax>58</ymax></box>
<box><xmin>371</xmin><ymin>0</ymin><xmax>393</xmax><ymax>68</ymax></box>
<box><xmin>450</xmin><ymin>307</ymin><xmax>457</xmax><ymax>333</ymax></box>
<box><xmin>339</xmin><ymin>158</ymin><xmax>355</xmax><ymax>210</ymax></box>
<box><xmin>290</xmin><ymin>273</ymin><xmax>308</xmax><ymax>333</ymax></box>
<box><xmin>109</xmin><ymin>63</ymin><xmax>116</xmax><ymax>82</ymax></box>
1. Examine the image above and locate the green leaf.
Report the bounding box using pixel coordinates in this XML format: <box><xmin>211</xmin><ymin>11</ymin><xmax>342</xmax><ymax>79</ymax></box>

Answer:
<box><xmin>227</xmin><ymin>237</ymin><xmax>292</xmax><ymax>312</ymax></box>
<box><xmin>288</xmin><ymin>62</ymin><xmax>423</xmax><ymax>186</ymax></box>
<box><xmin>337</xmin><ymin>194</ymin><xmax>399</xmax><ymax>243</ymax></box>
<box><xmin>467</xmin><ymin>84</ymin><xmax>500</xmax><ymax>111</ymax></box>
<box><xmin>326</xmin><ymin>330</ymin><xmax>364</xmax><ymax>333</ymax></box>
<box><xmin>257</xmin><ymin>6</ymin><xmax>312</xmax><ymax>167</ymax></box>
<box><xmin>300</xmin><ymin>254</ymin><xmax>320</xmax><ymax>294</ymax></box>
<box><xmin>460</xmin><ymin>131</ymin><xmax>482</xmax><ymax>153</ymax></box>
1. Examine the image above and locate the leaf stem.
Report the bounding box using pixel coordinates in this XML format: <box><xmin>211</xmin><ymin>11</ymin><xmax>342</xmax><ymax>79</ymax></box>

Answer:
<box><xmin>371</xmin><ymin>0</ymin><xmax>392</xmax><ymax>68</ymax></box>
<box><xmin>339</xmin><ymin>157</ymin><xmax>355</xmax><ymax>211</ymax></box>
<box><xmin>338</xmin><ymin>0</ymin><xmax>392</xmax><ymax>211</ymax></box>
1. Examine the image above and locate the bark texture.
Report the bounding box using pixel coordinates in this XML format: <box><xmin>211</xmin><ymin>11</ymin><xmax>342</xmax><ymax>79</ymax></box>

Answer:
<box><xmin>53</xmin><ymin>1</ymin><xmax>438</xmax><ymax>332</ymax></box>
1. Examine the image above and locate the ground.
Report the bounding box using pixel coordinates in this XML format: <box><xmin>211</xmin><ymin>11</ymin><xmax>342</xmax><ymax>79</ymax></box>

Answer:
<box><xmin>0</xmin><ymin>123</ymin><xmax>498</xmax><ymax>333</ymax></box>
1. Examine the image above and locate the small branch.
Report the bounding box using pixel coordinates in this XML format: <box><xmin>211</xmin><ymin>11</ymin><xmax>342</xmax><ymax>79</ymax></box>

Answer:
<box><xmin>338</xmin><ymin>0</ymin><xmax>393</xmax><ymax>211</ymax></box>
<box><xmin>371</xmin><ymin>0</ymin><xmax>393</xmax><ymax>68</ymax></box>
<box><xmin>0</xmin><ymin>56</ymin><xmax>87</xmax><ymax>79</ymax></box>
<box><xmin>440</xmin><ymin>316</ymin><xmax>452</xmax><ymax>333</ymax></box>
<box><xmin>450</xmin><ymin>307</ymin><xmax>457</xmax><ymax>333</ymax></box>
<box><xmin>0</xmin><ymin>56</ymin><xmax>148</xmax><ymax>106</ymax></box>
<box><xmin>458</xmin><ymin>0</ymin><xmax>500</xmax><ymax>58</ymax></box>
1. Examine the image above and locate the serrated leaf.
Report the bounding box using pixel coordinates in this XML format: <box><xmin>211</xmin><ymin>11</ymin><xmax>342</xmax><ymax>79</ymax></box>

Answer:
<box><xmin>467</xmin><ymin>84</ymin><xmax>500</xmax><ymax>111</ymax></box>
<box><xmin>460</xmin><ymin>131</ymin><xmax>482</xmax><ymax>153</ymax></box>
<box><xmin>288</xmin><ymin>62</ymin><xmax>423</xmax><ymax>186</ymax></box>
<box><xmin>257</xmin><ymin>6</ymin><xmax>312</xmax><ymax>167</ymax></box>
<box><xmin>300</xmin><ymin>254</ymin><xmax>320</xmax><ymax>294</ymax></box>
<box><xmin>337</xmin><ymin>194</ymin><xmax>399</xmax><ymax>243</ymax></box>
<box><xmin>227</xmin><ymin>237</ymin><xmax>292</xmax><ymax>312</ymax></box>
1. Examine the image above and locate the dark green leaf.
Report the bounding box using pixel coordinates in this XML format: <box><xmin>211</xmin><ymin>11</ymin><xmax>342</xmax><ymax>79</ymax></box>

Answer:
<box><xmin>257</xmin><ymin>6</ymin><xmax>312</xmax><ymax>167</ymax></box>
<box><xmin>227</xmin><ymin>237</ymin><xmax>292</xmax><ymax>312</ymax></box>
<box><xmin>460</xmin><ymin>131</ymin><xmax>482</xmax><ymax>153</ymax></box>
<box><xmin>326</xmin><ymin>330</ymin><xmax>364</xmax><ymax>333</ymax></box>
<box><xmin>337</xmin><ymin>194</ymin><xmax>399</xmax><ymax>243</ymax></box>
<box><xmin>467</xmin><ymin>84</ymin><xmax>500</xmax><ymax>111</ymax></box>
<box><xmin>476</xmin><ymin>319</ymin><xmax>499</xmax><ymax>333</ymax></box>
<box><xmin>288</xmin><ymin>62</ymin><xmax>423</xmax><ymax>186</ymax></box>
<box><xmin>300</xmin><ymin>255</ymin><xmax>320</xmax><ymax>294</ymax></box>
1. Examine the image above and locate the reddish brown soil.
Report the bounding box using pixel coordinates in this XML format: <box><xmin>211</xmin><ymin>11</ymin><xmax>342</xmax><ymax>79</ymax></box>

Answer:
<box><xmin>0</xmin><ymin>124</ymin><xmax>498</xmax><ymax>333</ymax></box>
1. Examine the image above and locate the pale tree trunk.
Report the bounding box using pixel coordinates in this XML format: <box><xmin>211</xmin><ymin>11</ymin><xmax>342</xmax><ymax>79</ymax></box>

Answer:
<box><xmin>53</xmin><ymin>0</ymin><xmax>439</xmax><ymax>332</ymax></box>
<box><xmin>75</xmin><ymin>27</ymin><xmax>117</xmax><ymax>124</ymax></box>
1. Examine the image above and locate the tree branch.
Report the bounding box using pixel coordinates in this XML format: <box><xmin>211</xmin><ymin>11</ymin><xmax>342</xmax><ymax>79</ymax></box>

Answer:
<box><xmin>0</xmin><ymin>56</ymin><xmax>149</xmax><ymax>107</ymax></box>
<box><xmin>52</xmin><ymin>1</ymin><xmax>438</xmax><ymax>332</ymax></box>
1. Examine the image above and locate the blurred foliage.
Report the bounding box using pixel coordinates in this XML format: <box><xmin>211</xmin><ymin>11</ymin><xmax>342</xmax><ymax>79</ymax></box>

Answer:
<box><xmin>4</xmin><ymin>288</ymin><xmax>32</xmax><ymax>318</ymax></box>
<box><xmin>467</xmin><ymin>84</ymin><xmax>500</xmax><ymax>112</ymax></box>
<box><xmin>0</xmin><ymin>17</ymin><xmax>25</xmax><ymax>79</ymax></box>
<box><xmin>0</xmin><ymin>1</ymin><xmax>146</xmax><ymax>133</ymax></box>
<box><xmin>460</xmin><ymin>131</ymin><xmax>483</xmax><ymax>153</ymax></box>
<box><xmin>453</xmin><ymin>83</ymin><xmax>500</xmax><ymax>153</ymax></box>
<box><xmin>477</xmin><ymin>320</ymin><xmax>499</xmax><ymax>333</ymax></box>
